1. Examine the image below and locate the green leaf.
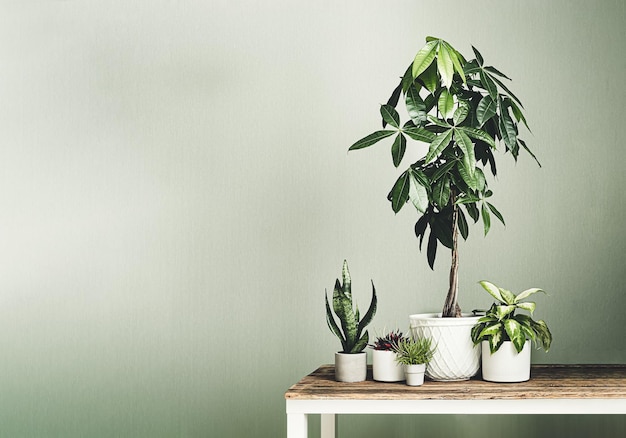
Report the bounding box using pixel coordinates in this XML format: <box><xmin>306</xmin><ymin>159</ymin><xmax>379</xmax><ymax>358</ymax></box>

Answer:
<box><xmin>455</xmin><ymin>129</ymin><xmax>476</xmax><ymax>177</ymax></box>
<box><xmin>494</xmin><ymin>305</ymin><xmax>516</xmax><ymax>320</ymax></box>
<box><xmin>431</xmin><ymin>160</ymin><xmax>456</xmax><ymax>182</ymax></box>
<box><xmin>405</xmin><ymin>84</ymin><xmax>427</xmax><ymax>126</ymax></box>
<box><xmin>465</xmin><ymin>202</ymin><xmax>479</xmax><ymax>222</ymax></box>
<box><xmin>356</xmin><ymin>282</ymin><xmax>377</xmax><ymax>339</ymax></box>
<box><xmin>408</xmin><ymin>171</ymin><xmax>429</xmax><ymax>213</ymax></box>
<box><xmin>427</xmin><ymin>115</ymin><xmax>450</xmax><ymax>128</ymax></box>
<box><xmin>471</xmin><ymin>46</ymin><xmax>484</xmax><ymax>66</ymax></box>
<box><xmin>404</xmin><ymin>126</ymin><xmax>435</xmax><ymax>143</ymax></box>
<box><xmin>490</xmin><ymin>75</ymin><xmax>524</xmax><ymax>108</ymax></box>
<box><xmin>504</xmin><ymin>319</ymin><xmax>526</xmax><ymax>353</ymax></box>
<box><xmin>480</xmin><ymin>70</ymin><xmax>498</xmax><ymax>99</ymax></box>
<box><xmin>412</xmin><ymin>40</ymin><xmax>438</xmax><ymax>79</ymax></box>
<box><xmin>380</xmin><ymin>104</ymin><xmax>400</xmax><ymax>129</ymax></box>
<box><xmin>432</xmin><ymin>175</ymin><xmax>451</xmax><ymax>209</ymax></box>
<box><xmin>349</xmin><ymin>130</ymin><xmax>396</xmax><ymax>150</ymax></box>
<box><xmin>426</xmin><ymin>229</ymin><xmax>437</xmax><ymax>269</ymax></box>
<box><xmin>484</xmin><ymin>65</ymin><xmax>511</xmax><ymax>80</ymax></box>
<box><xmin>425</xmin><ymin>128</ymin><xmax>453</xmax><ymax>163</ymax></box>
<box><xmin>486</xmin><ymin>202</ymin><xmax>505</xmax><ymax>226</ymax></box>
<box><xmin>333</xmin><ymin>279</ymin><xmax>358</xmax><ymax>351</ymax></box>
<box><xmin>531</xmin><ymin>320</ymin><xmax>552</xmax><ymax>352</ymax></box>
<box><xmin>391</xmin><ymin>133</ymin><xmax>407</xmax><ymax>167</ymax></box>
<box><xmin>460</xmin><ymin>127</ymin><xmax>496</xmax><ymax>149</ymax></box>
<box><xmin>488</xmin><ymin>330</ymin><xmax>504</xmax><ymax>354</ymax></box>
<box><xmin>457</xmin><ymin>208</ymin><xmax>469</xmax><ymax>240</ymax></box>
<box><xmin>438</xmin><ymin>89</ymin><xmax>454</xmax><ymax>119</ymax></box>
<box><xmin>516</xmin><ymin>301</ymin><xmax>536</xmax><ymax>315</ymax></box>
<box><xmin>350</xmin><ymin>330</ymin><xmax>369</xmax><ymax>354</ymax></box>
<box><xmin>476</xmin><ymin>95</ymin><xmax>497</xmax><ymax>126</ymax></box>
<box><xmin>499</xmin><ymin>288</ymin><xmax>516</xmax><ymax>305</ymax></box>
<box><xmin>389</xmin><ymin>171</ymin><xmax>410</xmax><ymax>213</ymax></box>
<box><xmin>437</xmin><ymin>42</ymin><xmax>455</xmax><ymax>89</ymax></box>
<box><xmin>508</xmin><ymin>98</ymin><xmax>531</xmax><ymax>132</ymax></box>
<box><xmin>325</xmin><ymin>290</ymin><xmax>346</xmax><ymax>349</ymax></box>
<box><xmin>453</xmin><ymin>100</ymin><xmax>470</xmax><ymax>125</ymax></box>
<box><xmin>419</xmin><ymin>61</ymin><xmax>439</xmax><ymax>93</ymax></box>
<box><xmin>499</xmin><ymin>104</ymin><xmax>518</xmax><ymax>150</ymax></box>
<box><xmin>457</xmin><ymin>159</ymin><xmax>477</xmax><ymax>191</ymax></box>
<box><xmin>515</xmin><ymin>287</ymin><xmax>545</xmax><ymax>302</ymax></box>
<box><xmin>519</xmin><ymin>138</ymin><xmax>541</xmax><ymax>167</ymax></box>
<box><xmin>479</xmin><ymin>280</ymin><xmax>504</xmax><ymax>302</ymax></box>
<box><xmin>478</xmin><ymin>323</ymin><xmax>502</xmax><ymax>340</ymax></box>
<box><xmin>442</xmin><ymin>41</ymin><xmax>466</xmax><ymax>84</ymax></box>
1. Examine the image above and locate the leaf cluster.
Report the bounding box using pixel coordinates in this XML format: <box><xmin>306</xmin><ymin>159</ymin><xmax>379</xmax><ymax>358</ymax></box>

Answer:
<box><xmin>470</xmin><ymin>281</ymin><xmax>552</xmax><ymax>354</ymax></box>
<box><xmin>325</xmin><ymin>260</ymin><xmax>378</xmax><ymax>354</ymax></box>
<box><xmin>392</xmin><ymin>336</ymin><xmax>436</xmax><ymax>365</ymax></box>
<box><xmin>349</xmin><ymin>37</ymin><xmax>538</xmax><ymax>269</ymax></box>
<box><xmin>369</xmin><ymin>329</ymin><xmax>407</xmax><ymax>351</ymax></box>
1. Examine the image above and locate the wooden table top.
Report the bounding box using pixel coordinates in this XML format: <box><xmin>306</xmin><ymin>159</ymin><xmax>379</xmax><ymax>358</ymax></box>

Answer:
<box><xmin>285</xmin><ymin>364</ymin><xmax>626</xmax><ymax>401</ymax></box>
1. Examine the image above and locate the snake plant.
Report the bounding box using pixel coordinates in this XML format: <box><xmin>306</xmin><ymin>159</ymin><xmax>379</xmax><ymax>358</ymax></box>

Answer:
<box><xmin>471</xmin><ymin>281</ymin><xmax>552</xmax><ymax>354</ymax></box>
<box><xmin>348</xmin><ymin>37</ymin><xmax>537</xmax><ymax>318</ymax></box>
<box><xmin>325</xmin><ymin>260</ymin><xmax>377</xmax><ymax>354</ymax></box>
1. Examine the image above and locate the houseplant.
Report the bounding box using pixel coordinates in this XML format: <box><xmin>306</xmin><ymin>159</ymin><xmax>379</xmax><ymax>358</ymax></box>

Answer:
<box><xmin>325</xmin><ymin>260</ymin><xmax>377</xmax><ymax>382</ymax></box>
<box><xmin>370</xmin><ymin>329</ymin><xmax>407</xmax><ymax>382</ymax></box>
<box><xmin>348</xmin><ymin>36</ymin><xmax>538</xmax><ymax>380</ymax></box>
<box><xmin>471</xmin><ymin>280</ymin><xmax>552</xmax><ymax>382</ymax></box>
<box><xmin>393</xmin><ymin>336</ymin><xmax>436</xmax><ymax>386</ymax></box>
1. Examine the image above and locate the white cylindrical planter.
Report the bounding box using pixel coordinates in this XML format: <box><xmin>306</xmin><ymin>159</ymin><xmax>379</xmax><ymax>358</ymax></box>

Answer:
<box><xmin>404</xmin><ymin>363</ymin><xmax>426</xmax><ymax>386</ymax></box>
<box><xmin>334</xmin><ymin>352</ymin><xmax>367</xmax><ymax>382</ymax></box>
<box><xmin>409</xmin><ymin>313</ymin><xmax>481</xmax><ymax>381</ymax></box>
<box><xmin>481</xmin><ymin>340</ymin><xmax>531</xmax><ymax>382</ymax></box>
<box><xmin>372</xmin><ymin>349</ymin><xmax>404</xmax><ymax>382</ymax></box>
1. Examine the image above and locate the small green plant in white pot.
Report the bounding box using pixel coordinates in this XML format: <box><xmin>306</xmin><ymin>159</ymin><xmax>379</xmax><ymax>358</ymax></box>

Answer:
<box><xmin>370</xmin><ymin>329</ymin><xmax>407</xmax><ymax>382</ymax></box>
<box><xmin>325</xmin><ymin>260</ymin><xmax>377</xmax><ymax>382</ymax></box>
<box><xmin>471</xmin><ymin>281</ymin><xmax>552</xmax><ymax>382</ymax></box>
<box><xmin>393</xmin><ymin>337</ymin><xmax>436</xmax><ymax>386</ymax></box>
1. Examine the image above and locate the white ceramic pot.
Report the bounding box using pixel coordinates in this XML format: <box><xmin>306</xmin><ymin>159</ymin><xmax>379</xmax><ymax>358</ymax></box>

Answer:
<box><xmin>404</xmin><ymin>363</ymin><xmax>426</xmax><ymax>386</ymax></box>
<box><xmin>372</xmin><ymin>349</ymin><xmax>404</xmax><ymax>382</ymax></box>
<box><xmin>409</xmin><ymin>313</ymin><xmax>481</xmax><ymax>381</ymax></box>
<box><xmin>481</xmin><ymin>340</ymin><xmax>531</xmax><ymax>382</ymax></box>
<box><xmin>334</xmin><ymin>352</ymin><xmax>367</xmax><ymax>382</ymax></box>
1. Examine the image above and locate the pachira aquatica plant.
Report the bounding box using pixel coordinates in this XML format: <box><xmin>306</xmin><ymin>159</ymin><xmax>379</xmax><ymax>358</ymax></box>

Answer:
<box><xmin>349</xmin><ymin>37</ymin><xmax>539</xmax><ymax>318</ymax></box>
<box><xmin>471</xmin><ymin>281</ymin><xmax>552</xmax><ymax>354</ymax></box>
<box><xmin>325</xmin><ymin>260</ymin><xmax>377</xmax><ymax>354</ymax></box>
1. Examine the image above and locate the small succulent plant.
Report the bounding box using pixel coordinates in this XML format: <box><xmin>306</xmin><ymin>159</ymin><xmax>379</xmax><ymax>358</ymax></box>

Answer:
<box><xmin>325</xmin><ymin>260</ymin><xmax>377</xmax><ymax>354</ymax></box>
<box><xmin>393</xmin><ymin>337</ymin><xmax>436</xmax><ymax>366</ymax></box>
<box><xmin>370</xmin><ymin>329</ymin><xmax>407</xmax><ymax>351</ymax></box>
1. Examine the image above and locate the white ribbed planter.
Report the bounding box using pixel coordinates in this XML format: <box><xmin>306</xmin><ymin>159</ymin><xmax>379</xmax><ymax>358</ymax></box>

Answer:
<box><xmin>409</xmin><ymin>313</ymin><xmax>481</xmax><ymax>381</ymax></box>
<box><xmin>481</xmin><ymin>340</ymin><xmax>531</xmax><ymax>382</ymax></box>
<box><xmin>334</xmin><ymin>352</ymin><xmax>367</xmax><ymax>382</ymax></box>
<box><xmin>372</xmin><ymin>349</ymin><xmax>404</xmax><ymax>382</ymax></box>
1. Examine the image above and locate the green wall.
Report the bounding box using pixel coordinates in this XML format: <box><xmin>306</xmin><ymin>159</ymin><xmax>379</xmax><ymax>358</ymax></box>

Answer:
<box><xmin>1</xmin><ymin>1</ymin><xmax>624</xmax><ymax>437</ymax></box>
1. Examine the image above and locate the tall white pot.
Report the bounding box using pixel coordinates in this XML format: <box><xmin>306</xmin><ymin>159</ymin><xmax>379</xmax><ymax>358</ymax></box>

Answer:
<box><xmin>481</xmin><ymin>340</ymin><xmax>531</xmax><ymax>382</ymax></box>
<box><xmin>409</xmin><ymin>313</ymin><xmax>481</xmax><ymax>381</ymax></box>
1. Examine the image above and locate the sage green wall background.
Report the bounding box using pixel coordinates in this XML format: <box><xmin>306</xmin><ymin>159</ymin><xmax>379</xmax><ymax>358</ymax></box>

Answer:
<box><xmin>1</xmin><ymin>1</ymin><xmax>624</xmax><ymax>437</ymax></box>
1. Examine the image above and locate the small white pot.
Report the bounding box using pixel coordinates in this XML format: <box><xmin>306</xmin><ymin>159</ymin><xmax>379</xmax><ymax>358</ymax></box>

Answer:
<box><xmin>409</xmin><ymin>313</ymin><xmax>481</xmax><ymax>381</ymax></box>
<box><xmin>404</xmin><ymin>363</ymin><xmax>426</xmax><ymax>386</ymax></box>
<box><xmin>334</xmin><ymin>352</ymin><xmax>367</xmax><ymax>382</ymax></box>
<box><xmin>481</xmin><ymin>340</ymin><xmax>531</xmax><ymax>382</ymax></box>
<box><xmin>372</xmin><ymin>349</ymin><xmax>404</xmax><ymax>382</ymax></box>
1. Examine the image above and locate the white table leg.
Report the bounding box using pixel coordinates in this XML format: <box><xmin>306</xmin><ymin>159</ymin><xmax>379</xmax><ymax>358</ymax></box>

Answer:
<box><xmin>287</xmin><ymin>413</ymin><xmax>308</xmax><ymax>438</ymax></box>
<box><xmin>320</xmin><ymin>414</ymin><xmax>335</xmax><ymax>438</ymax></box>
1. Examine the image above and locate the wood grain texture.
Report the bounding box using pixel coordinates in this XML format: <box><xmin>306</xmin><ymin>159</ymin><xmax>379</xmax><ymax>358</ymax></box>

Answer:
<box><xmin>285</xmin><ymin>365</ymin><xmax>626</xmax><ymax>400</ymax></box>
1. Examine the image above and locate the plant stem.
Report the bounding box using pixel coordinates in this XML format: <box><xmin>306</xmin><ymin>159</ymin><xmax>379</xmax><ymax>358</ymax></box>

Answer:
<box><xmin>442</xmin><ymin>190</ymin><xmax>461</xmax><ymax>317</ymax></box>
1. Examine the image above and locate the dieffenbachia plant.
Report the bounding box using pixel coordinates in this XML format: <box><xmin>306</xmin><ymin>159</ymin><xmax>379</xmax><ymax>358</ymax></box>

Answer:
<box><xmin>349</xmin><ymin>37</ymin><xmax>538</xmax><ymax>317</ymax></box>
<box><xmin>471</xmin><ymin>281</ymin><xmax>552</xmax><ymax>354</ymax></box>
<box><xmin>325</xmin><ymin>260</ymin><xmax>377</xmax><ymax>353</ymax></box>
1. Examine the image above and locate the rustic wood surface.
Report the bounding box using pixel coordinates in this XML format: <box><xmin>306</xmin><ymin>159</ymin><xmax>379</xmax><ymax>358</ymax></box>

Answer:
<box><xmin>285</xmin><ymin>364</ymin><xmax>626</xmax><ymax>400</ymax></box>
